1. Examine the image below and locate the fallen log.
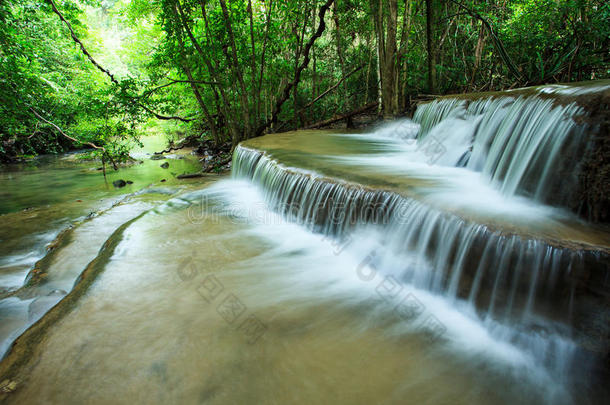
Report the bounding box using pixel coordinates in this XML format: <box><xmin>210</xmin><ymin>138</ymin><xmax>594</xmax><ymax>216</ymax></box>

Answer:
<box><xmin>299</xmin><ymin>65</ymin><xmax>364</xmax><ymax>112</ymax></box>
<box><xmin>176</xmin><ymin>172</ymin><xmax>206</xmax><ymax>179</ymax></box>
<box><xmin>305</xmin><ymin>102</ymin><xmax>379</xmax><ymax>129</ymax></box>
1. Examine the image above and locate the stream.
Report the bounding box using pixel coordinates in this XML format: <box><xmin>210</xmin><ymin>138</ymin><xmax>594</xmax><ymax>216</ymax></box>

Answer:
<box><xmin>1</xmin><ymin>84</ymin><xmax>609</xmax><ymax>404</ymax></box>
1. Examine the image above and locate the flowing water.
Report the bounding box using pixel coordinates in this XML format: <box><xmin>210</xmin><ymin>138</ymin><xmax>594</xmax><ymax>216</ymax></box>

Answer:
<box><xmin>0</xmin><ymin>135</ymin><xmax>204</xmax><ymax>356</ymax></box>
<box><xmin>1</xmin><ymin>85</ymin><xmax>609</xmax><ymax>404</ymax></box>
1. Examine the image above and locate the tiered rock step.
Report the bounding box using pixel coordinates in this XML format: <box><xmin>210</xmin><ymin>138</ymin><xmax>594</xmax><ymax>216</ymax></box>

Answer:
<box><xmin>235</xmin><ymin>131</ymin><xmax>610</xmax><ymax>358</ymax></box>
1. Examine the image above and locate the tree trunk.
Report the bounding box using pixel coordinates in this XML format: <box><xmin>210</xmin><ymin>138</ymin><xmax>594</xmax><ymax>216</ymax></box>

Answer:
<box><xmin>372</xmin><ymin>0</ymin><xmax>398</xmax><ymax>118</ymax></box>
<box><xmin>173</xmin><ymin>6</ymin><xmax>219</xmax><ymax>143</ymax></box>
<box><xmin>365</xmin><ymin>33</ymin><xmax>374</xmax><ymax>104</ymax></box>
<box><xmin>426</xmin><ymin>0</ymin><xmax>437</xmax><ymax>93</ymax></box>
<box><xmin>397</xmin><ymin>0</ymin><xmax>413</xmax><ymax>111</ymax></box>
<box><xmin>180</xmin><ymin>1</ymin><xmax>241</xmax><ymax>141</ymax></box>
<box><xmin>218</xmin><ymin>0</ymin><xmax>252</xmax><ymax>142</ymax></box>
<box><xmin>332</xmin><ymin>2</ymin><xmax>349</xmax><ymax>109</ymax></box>
<box><xmin>384</xmin><ymin>0</ymin><xmax>398</xmax><ymax>117</ymax></box>
<box><xmin>256</xmin><ymin>0</ymin><xmax>274</xmax><ymax>121</ymax></box>
<box><xmin>255</xmin><ymin>0</ymin><xmax>335</xmax><ymax>137</ymax></box>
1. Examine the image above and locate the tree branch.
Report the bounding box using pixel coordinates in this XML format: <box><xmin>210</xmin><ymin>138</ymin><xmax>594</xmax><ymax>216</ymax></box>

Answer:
<box><xmin>305</xmin><ymin>102</ymin><xmax>378</xmax><ymax>129</ymax></box>
<box><xmin>29</xmin><ymin>107</ymin><xmax>102</xmax><ymax>150</ymax></box>
<box><xmin>47</xmin><ymin>0</ymin><xmax>118</xmax><ymax>84</ymax></box>
<box><xmin>138</xmin><ymin>103</ymin><xmax>194</xmax><ymax>123</ymax></box>
<box><xmin>256</xmin><ymin>0</ymin><xmax>335</xmax><ymax>137</ymax></box>
<box><xmin>446</xmin><ymin>0</ymin><xmax>526</xmax><ymax>83</ymax></box>
<box><xmin>300</xmin><ymin>64</ymin><xmax>363</xmax><ymax>111</ymax></box>
<box><xmin>139</xmin><ymin>79</ymin><xmax>219</xmax><ymax>98</ymax></box>
<box><xmin>47</xmin><ymin>0</ymin><xmax>193</xmax><ymax>123</ymax></box>
<box><xmin>29</xmin><ymin>106</ymin><xmax>118</xmax><ymax>170</ymax></box>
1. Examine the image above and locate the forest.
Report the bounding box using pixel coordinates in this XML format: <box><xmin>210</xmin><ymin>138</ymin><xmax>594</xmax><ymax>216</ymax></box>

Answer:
<box><xmin>1</xmin><ymin>0</ymin><xmax>609</xmax><ymax>163</ymax></box>
<box><xmin>2</xmin><ymin>1</ymin><xmax>610</xmax><ymax>403</ymax></box>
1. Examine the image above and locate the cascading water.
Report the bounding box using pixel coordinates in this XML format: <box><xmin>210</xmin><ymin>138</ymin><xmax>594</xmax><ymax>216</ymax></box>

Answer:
<box><xmin>232</xmin><ymin>89</ymin><xmax>610</xmax><ymax>398</ymax></box>
<box><xmin>2</xmin><ymin>86</ymin><xmax>608</xmax><ymax>405</ymax></box>
<box><xmin>232</xmin><ymin>146</ymin><xmax>596</xmax><ymax>380</ymax></box>
<box><xmin>0</xmin><ymin>87</ymin><xmax>607</xmax><ymax>405</ymax></box>
<box><xmin>413</xmin><ymin>96</ymin><xmax>589</xmax><ymax>206</ymax></box>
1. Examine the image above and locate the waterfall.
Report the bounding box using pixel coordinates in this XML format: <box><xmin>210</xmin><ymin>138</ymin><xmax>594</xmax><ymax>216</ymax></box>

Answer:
<box><xmin>233</xmin><ymin>145</ymin><xmax>599</xmax><ymax>321</ymax></box>
<box><xmin>232</xmin><ymin>144</ymin><xmax>602</xmax><ymax>382</ymax></box>
<box><xmin>231</xmin><ymin>89</ymin><xmax>609</xmax><ymax>391</ymax></box>
<box><xmin>413</xmin><ymin>96</ymin><xmax>590</xmax><ymax>206</ymax></box>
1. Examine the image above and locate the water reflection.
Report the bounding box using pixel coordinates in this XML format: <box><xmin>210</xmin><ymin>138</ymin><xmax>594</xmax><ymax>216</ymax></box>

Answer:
<box><xmin>0</xmin><ymin>135</ymin><xmax>206</xmax><ymax>357</ymax></box>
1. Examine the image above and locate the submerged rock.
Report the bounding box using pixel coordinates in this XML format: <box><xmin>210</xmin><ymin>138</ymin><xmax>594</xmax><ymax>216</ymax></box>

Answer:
<box><xmin>48</xmin><ymin>289</ymin><xmax>67</xmax><ymax>296</ymax></box>
<box><xmin>0</xmin><ymin>379</ymin><xmax>17</xmax><ymax>393</ymax></box>
<box><xmin>112</xmin><ymin>179</ymin><xmax>127</xmax><ymax>188</ymax></box>
<box><xmin>150</xmin><ymin>154</ymin><xmax>166</xmax><ymax>160</ymax></box>
<box><xmin>160</xmin><ymin>162</ymin><xmax>170</xmax><ymax>169</ymax></box>
<box><xmin>27</xmin><ymin>289</ymin><xmax>67</xmax><ymax>321</ymax></box>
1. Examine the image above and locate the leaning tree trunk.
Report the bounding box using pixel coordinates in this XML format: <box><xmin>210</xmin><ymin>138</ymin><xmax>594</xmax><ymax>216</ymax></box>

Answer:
<box><xmin>426</xmin><ymin>0</ymin><xmax>437</xmax><ymax>94</ymax></box>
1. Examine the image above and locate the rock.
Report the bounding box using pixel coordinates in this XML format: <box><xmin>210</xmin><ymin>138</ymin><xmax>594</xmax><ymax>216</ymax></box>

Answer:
<box><xmin>0</xmin><ymin>379</ymin><xmax>17</xmax><ymax>393</ymax></box>
<box><xmin>48</xmin><ymin>289</ymin><xmax>67</xmax><ymax>296</ymax></box>
<box><xmin>126</xmin><ymin>180</ymin><xmax>133</xmax><ymax>184</ymax></box>
<box><xmin>160</xmin><ymin>179</ymin><xmax>167</xmax><ymax>182</ymax></box>
<box><xmin>150</xmin><ymin>154</ymin><xmax>166</xmax><ymax>160</ymax></box>
<box><xmin>160</xmin><ymin>162</ymin><xmax>169</xmax><ymax>169</ymax></box>
<box><xmin>112</xmin><ymin>179</ymin><xmax>127</xmax><ymax>188</ymax></box>
<box><xmin>28</xmin><ymin>290</ymin><xmax>67</xmax><ymax>321</ymax></box>
<box><xmin>0</xmin><ymin>287</ymin><xmax>16</xmax><ymax>297</ymax></box>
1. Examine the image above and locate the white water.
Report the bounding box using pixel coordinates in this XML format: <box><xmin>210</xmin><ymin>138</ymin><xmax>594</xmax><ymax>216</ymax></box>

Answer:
<box><xmin>415</xmin><ymin>96</ymin><xmax>588</xmax><ymax>205</ymax></box>
<box><xmin>228</xmin><ymin>93</ymin><xmax>608</xmax><ymax>401</ymax></box>
<box><xmin>1</xmin><ymin>91</ymin><xmax>606</xmax><ymax>404</ymax></box>
<box><xmin>7</xmin><ymin>176</ymin><xmax>586</xmax><ymax>404</ymax></box>
<box><xmin>231</xmin><ymin>145</ymin><xmax>587</xmax><ymax>379</ymax></box>
<box><xmin>332</xmin><ymin>95</ymin><xmax>589</xmax><ymax>218</ymax></box>
<box><xmin>183</xmin><ymin>179</ymin><xmax>576</xmax><ymax>402</ymax></box>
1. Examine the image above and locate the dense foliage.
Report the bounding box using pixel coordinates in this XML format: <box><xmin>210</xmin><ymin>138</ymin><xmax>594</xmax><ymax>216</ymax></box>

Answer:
<box><xmin>1</xmin><ymin>0</ymin><xmax>608</xmax><ymax>161</ymax></box>
<box><xmin>0</xmin><ymin>0</ymin><xmax>147</xmax><ymax>163</ymax></box>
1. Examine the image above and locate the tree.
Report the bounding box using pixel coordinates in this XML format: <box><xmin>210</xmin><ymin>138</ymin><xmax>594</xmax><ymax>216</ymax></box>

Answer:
<box><xmin>372</xmin><ymin>0</ymin><xmax>399</xmax><ymax>117</ymax></box>
<box><xmin>2</xmin><ymin>0</ymin><xmax>609</xmax><ymax>162</ymax></box>
<box><xmin>425</xmin><ymin>0</ymin><xmax>437</xmax><ymax>93</ymax></box>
